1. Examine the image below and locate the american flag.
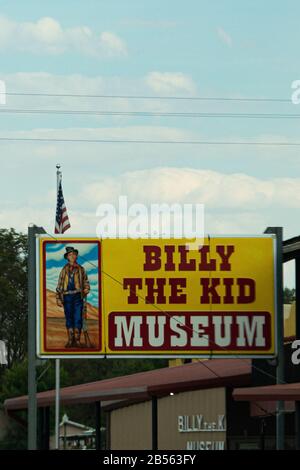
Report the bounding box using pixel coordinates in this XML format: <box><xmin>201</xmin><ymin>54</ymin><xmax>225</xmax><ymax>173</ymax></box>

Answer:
<box><xmin>55</xmin><ymin>171</ymin><xmax>71</xmax><ymax>233</ymax></box>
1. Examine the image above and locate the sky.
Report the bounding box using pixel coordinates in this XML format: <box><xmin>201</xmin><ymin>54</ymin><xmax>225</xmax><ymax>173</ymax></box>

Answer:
<box><xmin>0</xmin><ymin>0</ymin><xmax>300</xmax><ymax>286</ymax></box>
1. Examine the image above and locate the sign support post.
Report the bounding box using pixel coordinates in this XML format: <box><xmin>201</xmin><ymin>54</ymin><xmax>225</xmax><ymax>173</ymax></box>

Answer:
<box><xmin>265</xmin><ymin>227</ymin><xmax>285</xmax><ymax>450</ymax></box>
<box><xmin>27</xmin><ymin>225</ymin><xmax>45</xmax><ymax>450</ymax></box>
<box><xmin>295</xmin><ymin>256</ymin><xmax>300</xmax><ymax>449</ymax></box>
<box><xmin>95</xmin><ymin>401</ymin><xmax>101</xmax><ymax>450</ymax></box>
<box><xmin>151</xmin><ymin>396</ymin><xmax>158</xmax><ymax>450</ymax></box>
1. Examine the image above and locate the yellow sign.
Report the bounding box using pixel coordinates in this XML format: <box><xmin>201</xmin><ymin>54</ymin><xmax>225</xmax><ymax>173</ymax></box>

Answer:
<box><xmin>37</xmin><ymin>235</ymin><xmax>276</xmax><ymax>358</ymax></box>
<box><xmin>102</xmin><ymin>237</ymin><xmax>276</xmax><ymax>357</ymax></box>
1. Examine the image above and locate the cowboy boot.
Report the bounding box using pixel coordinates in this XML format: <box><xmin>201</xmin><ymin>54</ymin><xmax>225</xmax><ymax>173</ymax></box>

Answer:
<box><xmin>65</xmin><ymin>328</ymin><xmax>74</xmax><ymax>348</ymax></box>
<box><xmin>73</xmin><ymin>328</ymin><xmax>83</xmax><ymax>348</ymax></box>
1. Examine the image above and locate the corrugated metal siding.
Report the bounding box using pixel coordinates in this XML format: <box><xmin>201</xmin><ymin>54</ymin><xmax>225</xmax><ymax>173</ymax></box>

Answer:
<box><xmin>158</xmin><ymin>388</ymin><xmax>226</xmax><ymax>450</ymax></box>
<box><xmin>110</xmin><ymin>401</ymin><xmax>152</xmax><ymax>450</ymax></box>
<box><xmin>109</xmin><ymin>388</ymin><xmax>226</xmax><ymax>450</ymax></box>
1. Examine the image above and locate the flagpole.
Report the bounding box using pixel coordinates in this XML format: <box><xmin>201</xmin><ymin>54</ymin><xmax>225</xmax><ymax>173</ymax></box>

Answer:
<box><xmin>55</xmin><ymin>358</ymin><xmax>60</xmax><ymax>449</ymax></box>
<box><xmin>55</xmin><ymin>164</ymin><xmax>61</xmax><ymax>450</ymax></box>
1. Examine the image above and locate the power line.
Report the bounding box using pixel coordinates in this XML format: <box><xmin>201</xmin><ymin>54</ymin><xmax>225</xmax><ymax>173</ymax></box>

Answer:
<box><xmin>0</xmin><ymin>137</ymin><xmax>298</xmax><ymax>146</ymax></box>
<box><xmin>1</xmin><ymin>91</ymin><xmax>292</xmax><ymax>103</ymax></box>
<box><xmin>1</xmin><ymin>108</ymin><xmax>300</xmax><ymax>119</ymax></box>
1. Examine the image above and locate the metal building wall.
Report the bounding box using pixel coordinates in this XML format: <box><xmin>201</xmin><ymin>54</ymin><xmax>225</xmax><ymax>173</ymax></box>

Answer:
<box><xmin>110</xmin><ymin>401</ymin><xmax>152</xmax><ymax>450</ymax></box>
<box><xmin>109</xmin><ymin>388</ymin><xmax>226</xmax><ymax>450</ymax></box>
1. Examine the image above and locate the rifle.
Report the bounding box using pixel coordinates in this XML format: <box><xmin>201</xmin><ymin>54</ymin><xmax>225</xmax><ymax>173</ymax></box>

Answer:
<box><xmin>82</xmin><ymin>298</ymin><xmax>95</xmax><ymax>348</ymax></box>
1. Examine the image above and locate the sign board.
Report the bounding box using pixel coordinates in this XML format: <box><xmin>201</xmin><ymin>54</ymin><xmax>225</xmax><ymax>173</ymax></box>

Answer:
<box><xmin>37</xmin><ymin>235</ymin><xmax>276</xmax><ymax>358</ymax></box>
<box><xmin>37</xmin><ymin>237</ymin><xmax>104</xmax><ymax>357</ymax></box>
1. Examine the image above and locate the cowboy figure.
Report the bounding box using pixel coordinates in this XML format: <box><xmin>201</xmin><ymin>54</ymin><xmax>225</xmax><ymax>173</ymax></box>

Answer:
<box><xmin>56</xmin><ymin>246</ymin><xmax>90</xmax><ymax>348</ymax></box>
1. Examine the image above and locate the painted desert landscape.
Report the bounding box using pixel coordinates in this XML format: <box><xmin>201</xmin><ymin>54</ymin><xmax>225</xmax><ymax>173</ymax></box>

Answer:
<box><xmin>45</xmin><ymin>289</ymin><xmax>100</xmax><ymax>350</ymax></box>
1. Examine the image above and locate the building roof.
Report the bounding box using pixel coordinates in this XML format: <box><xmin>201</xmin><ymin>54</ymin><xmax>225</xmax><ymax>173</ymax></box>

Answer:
<box><xmin>57</xmin><ymin>414</ymin><xmax>95</xmax><ymax>437</ymax></box>
<box><xmin>60</xmin><ymin>414</ymin><xmax>94</xmax><ymax>431</ymax></box>
<box><xmin>283</xmin><ymin>235</ymin><xmax>300</xmax><ymax>262</ymax></box>
<box><xmin>233</xmin><ymin>382</ymin><xmax>300</xmax><ymax>402</ymax></box>
<box><xmin>4</xmin><ymin>358</ymin><xmax>251</xmax><ymax>411</ymax></box>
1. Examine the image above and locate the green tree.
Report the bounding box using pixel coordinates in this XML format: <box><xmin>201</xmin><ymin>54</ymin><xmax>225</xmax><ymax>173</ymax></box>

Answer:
<box><xmin>0</xmin><ymin>419</ymin><xmax>27</xmax><ymax>450</ymax></box>
<box><xmin>0</xmin><ymin>359</ymin><xmax>70</xmax><ymax>403</ymax></box>
<box><xmin>0</xmin><ymin>228</ymin><xmax>27</xmax><ymax>368</ymax></box>
<box><xmin>284</xmin><ymin>287</ymin><xmax>296</xmax><ymax>304</ymax></box>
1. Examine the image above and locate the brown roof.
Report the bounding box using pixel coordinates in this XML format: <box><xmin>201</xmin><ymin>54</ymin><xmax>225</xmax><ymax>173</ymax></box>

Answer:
<box><xmin>250</xmin><ymin>400</ymin><xmax>295</xmax><ymax>417</ymax></box>
<box><xmin>283</xmin><ymin>235</ymin><xmax>300</xmax><ymax>262</ymax></box>
<box><xmin>4</xmin><ymin>358</ymin><xmax>251</xmax><ymax>411</ymax></box>
<box><xmin>233</xmin><ymin>382</ymin><xmax>300</xmax><ymax>402</ymax></box>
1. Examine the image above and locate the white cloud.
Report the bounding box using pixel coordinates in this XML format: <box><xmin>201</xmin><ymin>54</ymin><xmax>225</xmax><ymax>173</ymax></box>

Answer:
<box><xmin>217</xmin><ymin>27</ymin><xmax>233</xmax><ymax>47</ymax></box>
<box><xmin>79</xmin><ymin>167</ymin><xmax>300</xmax><ymax>210</ymax></box>
<box><xmin>145</xmin><ymin>72</ymin><xmax>197</xmax><ymax>94</ymax></box>
<box><xmin>46</xmin><ymin>266</ymin><xmax>60</xmax><ymax>280</ymax></box>
<box><xmin>0</xmin><ymin>16</ymin><xmax>127</xmax><ymax>57</ymax></box>
<box><xmin>1</xmin><ymin>161</ymin><xmax>299</xmax><ymax>291</ymax></box>
<box><xmin>45</xmin><ymin>242</ymin><xmax>96</xmax><ymax>261</ymax></box>
<box><xmin>81</xmin><ymin>259</ymin><xmax>99</xmax><ymax>271</ymax></box>
<box><xmin>88</xmin><ymin>273</ymin><xmax>100</xmax><ymax>284</ymax></box>
<box><xmin>99</xmin><ymin>31</ymin><xmax>127</xmax><ymax>57</ymax></box>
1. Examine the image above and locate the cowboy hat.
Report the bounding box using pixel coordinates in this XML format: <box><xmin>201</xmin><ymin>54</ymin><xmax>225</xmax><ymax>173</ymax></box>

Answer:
<box><xmin>64</xmin><ymin>246</ymin><xmax>79</xmax><ymax>259</ymax></box>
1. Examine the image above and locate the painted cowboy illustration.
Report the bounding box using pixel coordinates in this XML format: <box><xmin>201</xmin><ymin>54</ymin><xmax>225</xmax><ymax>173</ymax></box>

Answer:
<box><xmin>56</xmin><ymin>246</ymin><xmax>90</xmax><ymax>348</ymax></box>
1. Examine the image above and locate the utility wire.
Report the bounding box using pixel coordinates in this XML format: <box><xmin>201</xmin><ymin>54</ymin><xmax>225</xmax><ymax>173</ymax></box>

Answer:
<box><xmin>0</xmin><ymin>91</ymin><xmax>293</xmax><ymax>103</ymax></box>
<box><xmin>1</xmin><ymin>108</ymin><xmax>300</xmax><ymax>119</ymax></box>
<box><xmin>0</xmin><ymin>137</ymin><xmax>299</xmax><ymax>146</ymax></box>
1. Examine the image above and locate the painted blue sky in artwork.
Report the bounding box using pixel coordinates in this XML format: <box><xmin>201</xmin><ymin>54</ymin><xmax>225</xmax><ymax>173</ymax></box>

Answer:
<box><xmin>45</xmin><ymin>241</ymin><xmax>99</xmax><ymax>306</ymax></box>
